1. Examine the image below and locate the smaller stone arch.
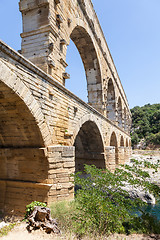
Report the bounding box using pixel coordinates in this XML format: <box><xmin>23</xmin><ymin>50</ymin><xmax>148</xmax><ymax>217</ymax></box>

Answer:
<box><xmin>128</xmin><ymin>117</ymin><xmax>132</xmax><ymax>134</ymax></box>
<box><xmin>71</xmin><ymin>114</ymin><xmax>105</xmax><ymax>147</ymax></box>
<box><xmin>124</xmin><ymin>107</ymin><xmax>127</xmax><ymax>130</ymax></box>
<box><xmin>119</xmin><ymin>135</ymin><xmax>125</xmax><ymax>165</ymax></box>
<box><xmin>110</xmin><ymin>132</ymin><xmax>118</xmax><ymax>164</ymax></box>
<box><xmin>117</xmin><ymin>97</ymin><xmax>122</xmax><ymax>128</ymax></box>
<box><xmin>74</xmin><ymin>120</ymin><xmax>105</xmax><ymax>173</ymax></box>
<box><xmin>107</xmin><ymin>79</ymin><xmax>116</xmax><ymax>122</ymax></box>
<box><xmin>126</xmin><ymin>138</ymin><xmax>129</xmax><ymax>147</ymax></box>
<box><xmin>110</xmin><ymin>132</ymin><xmax>118</xmax><ymax>147</ymax></box>
<box><xmin>120</xmin><ymin>136</ymin><xmax>124</xmax><ymax>147</ymax></box>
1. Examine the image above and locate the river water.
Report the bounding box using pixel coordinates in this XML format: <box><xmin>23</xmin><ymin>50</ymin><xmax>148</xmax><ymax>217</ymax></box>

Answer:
<box><xmin>130</xmin><ymin>152</ymin><xmax>160</xmax><ymax>221</ymax></box>
<box><xmin>145</xmin><ymin>199</ymin><xmax>160</xmax><ymax>220</ymax></box>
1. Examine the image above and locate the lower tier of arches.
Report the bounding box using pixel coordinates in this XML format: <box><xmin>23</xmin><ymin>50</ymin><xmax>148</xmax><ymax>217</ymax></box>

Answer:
<box><xmin>0</xmin><ymin>145</ymin><xmax>131</xmax><ymax>217</ymax></box>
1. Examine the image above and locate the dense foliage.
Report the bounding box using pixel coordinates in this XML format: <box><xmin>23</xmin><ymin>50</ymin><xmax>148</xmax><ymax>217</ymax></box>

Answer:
<box><xmin>131</xmin><ymin>104</ymin><xmax>160</xmax><ymax>147</ymax></box>
<box><xmin>72</xmin><ymin>162</ymin><xmax>160</xmax><ymax>236</ymax></box>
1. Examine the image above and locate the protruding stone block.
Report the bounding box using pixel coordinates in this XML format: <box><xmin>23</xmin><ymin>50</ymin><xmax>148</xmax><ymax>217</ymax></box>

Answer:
<box><xmin>48</xmin><ymin>43</ymin><xmax>54</xmax><ymax>51</ymax></box>
<box><xmin>48</xmin><ymin>59</ymin><xmax>55</xmax><ymax>68</ymax></box>
<box><xmin>56</xmin><ymin>14</ymin><xmax>63</xmax><ymax>23</ymax></box>
<box><xmin>62</xmin><ymin>72</ymin><xmax>70</xmax><ymax>79</ymax></box>
<box><xmin>60</xmin><ymin>58</ymin><xmax>68</xmax><ymax>68</ymax></box>
<box><xmin>55</xmin><ymin>0</ymin><xmax>61</xmax><ymax>4</ymax></box>
<box><xmin>68</xmin><ymin>18</ymin><xmax>72</xmax><ymax>25</ymax></box>
<box><xmin>60</xmin><ymin>39</ymin><xmax>67</xmax><ymax>45</ymax></box>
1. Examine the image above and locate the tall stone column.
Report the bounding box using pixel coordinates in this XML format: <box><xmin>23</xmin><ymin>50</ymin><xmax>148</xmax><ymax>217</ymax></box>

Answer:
<box><xmin>19</xmin><ymin>0</ymin><xmax>68</xmax><ymax>85</ymax></box>
<box><xmin>47</xmin><ymin>146</ymin><xmax>75</xmax><ymax>204</ymax></box>
<box><xmin>124</xmin><ymin>147</ymin><xmax>130</xmax><ymax>163</ymax></box>
<box><xmin>105</xmin><ymin>146</ymin><xmax>116</xmax><ymax>172</ymax></box>
<box><xmin>117</xmin><ymin>147</ymin><xmax>125</xmax><ymax>165</ymax></box>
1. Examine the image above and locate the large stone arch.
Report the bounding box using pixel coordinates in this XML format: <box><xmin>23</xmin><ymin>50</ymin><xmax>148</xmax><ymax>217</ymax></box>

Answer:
<box><xmin>67</xmin><ymin>24</ymin><xmax>103</xmax><ymax>112</ymax></box>
<box><xmin>0</xmin><ymin>62</ymin><xmax>51</xmax><ymax>215</ymax></box>
<box><xmin>107</xmin><ymin>79</ymin><xmax>116</xmax><ymax>122</ymax></box>
<box><xmin>0</xmin><ymin>62</ymin><xmax>52</xmax><ymax>146</ymax></box>
<box><xmin>72</xmin><ymin>115</ymin><xmax>105</xmax><ymax>173</ymax></box>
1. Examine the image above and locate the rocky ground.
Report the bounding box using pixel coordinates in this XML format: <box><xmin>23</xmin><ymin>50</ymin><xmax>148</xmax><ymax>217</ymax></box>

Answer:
<box><xmin>131</xmin><ymin>150</ymin><xmax>160</xmax><ymax>185</ymax></box>
<box><xmin>1</xmin><ymin>222</ymin><xmax>160</xmax><ymax>240</ymax></box>
<box><xmin>1</xmin><ymin>150</ymin><xmax>160</xmax><ymax>240</ymax></box>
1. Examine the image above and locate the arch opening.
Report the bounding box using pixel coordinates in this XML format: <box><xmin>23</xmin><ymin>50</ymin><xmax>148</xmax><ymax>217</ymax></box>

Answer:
<box><xmin>0</xmin><ymin>82</ymin><xmax>49</xmax><ymax>215</ymax></box>
<box><xmin>120</xmin><ymin>136</ymin><xmax>124</xmax><ymax>147</ymax></box>
<box><xmin>65</xmin><ymin>39</ymin><xmax>87</xmax><ymax>103</ymax></box>
<box><xmin>110</xmin><ymin>132</ymin><xmax>118</xmax><ymax>164</ymax></box>
<box><xmin>74</xmin><ymin>121</ymin><xmax>105</xmax><ymax>173</ymax></box>
<box><xmin>107</xmin><ymin>79</ymin><xmax>116</xmax><ymax>121</ymax></box>
<box><xmin>117</xmin><ymin>97</ymin><xmax>122</xmax><ymax>128</ymax></box>
<box><xmin>0</xmin><ymin>82</ymin><xmax>44</xmax><ymax>148</ymax></box>
<box><xmin>66</xmin><ymin>26</ymin><xmax>103</xmax><ymax>112</ymax></box>
<box><xmin>124</xmin><ymin>107</ymin><xmax>127</xmax><ymax>130</ymax></box>
<box><xmin>126</xmin><ymin>138</ymin><xmax>129</xmax><ymax>147</ymax></box>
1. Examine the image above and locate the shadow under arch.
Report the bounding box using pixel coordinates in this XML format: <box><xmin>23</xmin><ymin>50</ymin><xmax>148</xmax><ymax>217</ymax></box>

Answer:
<box><xmin>0</xmin><ymin>61</ymin><xmax>52</xmax><ymax>147</ymax></box>
<box><xmin>117</xmin><ymin>97</ymin><xmax>123</xmax><ymax>128</ymax></box>
<box><xmin>107</xmin><ymin>79</ymin><xmax>116</xmax><ymax>121</ymax></box>
<box><xmin>124</xmin><ymin>107</ymin><xmax>127</xmax><ymax>130</ymax></box>
<box><xmin>0</xmin><ymin>65</ymin><xmax>50</xmax><ymax>215</ymax></box>
<box><xmin>120</xmin><ymin>135</ymin><xmax>124</xmax><ymax>147</ymax></box>
<box><xmin>110</xmin><ymin>132</ymin><xmax>118</xmax><ymax>164</ymax></box>
<box><xmin>68</xmin><ymin>25</ymin><xmax>103</xmax><ymax>113</ymax></box>
<box><xmin>73</xmin><ymin>120</ymin><xmax>105</xmax><ymax>173</ymax></box>
<box><xmin>126</xmin><ymin>138</ymin><xmax>129</xmax><ymax>147</ymax></box>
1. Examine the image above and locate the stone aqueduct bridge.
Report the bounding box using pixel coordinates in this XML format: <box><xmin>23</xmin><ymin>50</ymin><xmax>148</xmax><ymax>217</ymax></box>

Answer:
<box><xmin>0</xmin><ymin>0</ymin><xmax>132</xmax><ymax>215</ymax></box>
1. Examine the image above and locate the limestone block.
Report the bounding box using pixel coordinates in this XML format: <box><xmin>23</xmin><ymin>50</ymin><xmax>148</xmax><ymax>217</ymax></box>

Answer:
<box><xmin>63</xmin><ymin>162</ymin><xmax>75</xmax><ymax>168</ymax></box>
<box><xmin>56</xmin><ymin>177</ymin><xmax>69</xmax><ymax>183</ymax></box>
<box><xmin>61</xmin><ymin>146</ymin><xmax>75</xmax><ymax>157</ymax></box>
<box><xmin>118</xmin><ymin>147</ymin><xmax>125</xmax><ymax>164</ymax></box>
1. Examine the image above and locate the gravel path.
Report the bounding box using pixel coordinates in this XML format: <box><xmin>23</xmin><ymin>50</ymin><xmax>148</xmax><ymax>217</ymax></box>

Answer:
<box><xmin>1</xmin><ymin>222</ymin><xmax>160</xmax><ymax>240</ymax></box>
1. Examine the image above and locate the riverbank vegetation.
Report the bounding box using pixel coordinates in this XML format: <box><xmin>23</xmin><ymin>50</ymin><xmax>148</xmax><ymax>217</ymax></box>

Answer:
<box><xmin>131</xmin><ymin>104</ymin><xmax>160</xmax><ymax>148</ymax></box>
<box><xmin>50</xmin><ymin>160</ymin><xmax>160</xmax><ymax>238</ymax></box>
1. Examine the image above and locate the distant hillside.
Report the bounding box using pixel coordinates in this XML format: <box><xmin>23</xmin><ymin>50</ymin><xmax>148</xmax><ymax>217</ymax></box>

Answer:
<box><xmin>131</xmin><ymin>104</ymin><xmax>160</xmax><ymax>149</ymax></box>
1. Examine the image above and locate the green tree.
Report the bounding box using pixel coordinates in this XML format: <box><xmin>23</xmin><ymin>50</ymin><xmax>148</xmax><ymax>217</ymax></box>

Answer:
<box><xmin>131</xmin><ymin>104</ymin><xmax>160</xmax><ymax>147</ymax></box>
<box><xmin>131</xmin><ymin>133</ymin><xmax>139</xmax><ymax>146</ymax></box>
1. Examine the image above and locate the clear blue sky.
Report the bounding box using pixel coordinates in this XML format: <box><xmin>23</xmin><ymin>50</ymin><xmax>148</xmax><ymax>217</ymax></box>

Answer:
<box><xmin>0</xmin><ymin>0</ymin><xmax>160</xmax><ymax>109</ymax></box>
